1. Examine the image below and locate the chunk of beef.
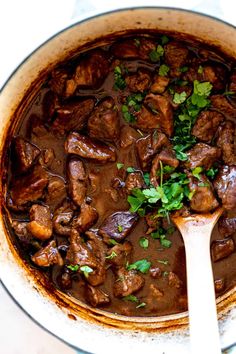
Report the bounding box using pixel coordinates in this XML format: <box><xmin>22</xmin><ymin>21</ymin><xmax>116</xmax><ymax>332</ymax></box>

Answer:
<box><xmin>53</xmin><ymin>202</ymin><xmax>74</xmax><ymax>236</ymax></box>
<box><xmin>214</xmin><ymin>278</ymin><xmax>225</xmax><ymax>293</ymax></box>
<box><xmin>113</xmin><ymin>267</ymin><xmax>145</xmax><ymax>297</ymax></box>
<box><xmin>188</xmin><ymin>174</ymin><xmax>219</xmax><ymax>213</ymax></box>
<box><xmin>149</xmin><ymin>267</ymin><xmax>162</xmax><ymax>279</ymax></box>
<box><xmin>218</xmin><ymin>216</ymin><xmax>236</xmax><ymax>237</ymax></box>
<box><xmin>150</xmin><ymin>75</ymin><xmax>170</xmax><ymax>94</ymax></box>
<box><xmin>85</xmin><ymin>285</ymin><xmax>110</xmax><ymax>307</ymax></box>
<box><xmin>125</xmin><ymin>69</ymin><xmax>151</xmax><ymax>93</ymax></box>
<box><xmin>120</xmin><ymin>125</ymin><xmax>139</xmax><ymax>148</ymax></box>
<box><xmin>42</xmin><ymin>90</ymin><xmax>59</xmax><ymax>120</ymax></box>
<box><xmin>202</xmin><ymin>64</ymin><xmax>226</xmax><ymax>91</ymax></box>
<box><xmin>57</xmin><ymin>269</ymin><xmax>72</xmax><ymax>290</ymax></box>
<box><xmin>88</xmin><ymin>97</ymin><xmax>120</xmax><ymax>142</ymax></box>
<box><xmin>210</xmin><ymin>95</ymin><xmax>236</xmax><ymax>118</ymax></box>
<box><xmin>138</xmin><ymin>38</ymin><xmax>157</xmax><ymax>60</ymax></box>
<box><xmin>168</xmin><ymin>271</ymin><xmax>182</xmax><ymax>288</ymax></box>
<box><xmin>111</xmin><ymin>39</ymin><xmax>140</xmax><ymax>59</ymax></box>
<box><xmin>49</xmin><ymin>68</ymin><xmax>69</xmax><ymax>96</ymax></box>
<box><xmin>192</xmin><ymin>110</ymin><xmax>224</xmax><ymax>143</ymax></box>
<box><xmin>72</xmin><ymin>203</ymin><xmax>98</xmax><ymax>233</ymax></box>
<box><xmin>164</xmin><ymin>42</ymin><xmax>189</xmax><ymax>77</ymax></box>
<box><xmin>13</xmin><ymin>137</ymin><xmax>40</xmax><ymax>173</ymax></box>
<box><xmin>106</xmin><ymin>241</ymin><xmax>132</xmax><ymax>267</ymax></box>
<box><xmin>216</xmin><ymin>121</ymin><xmax>236</xmax><ymax>165</ymax></box>
<box><xmin>145</xmin><ymin>212</ymin><xmax>160</xmax><ymax>234</ymax></box>
<box><xmin>150</xmin><ymin>148</ymin><xmax>179</xmax><ymax>187</ymax></box>
<box><xmin>144</xmin><ymin>94</ymin><xmax>174</xmax><ymax>136</ymax></box>
<box><xmin>214</xmin><ymin>166</ymin><xmax>236</xmax><ymax>210</ymax></box>
<box><xmin>125</xmin><ymin>172</ymin><xmax>145</xmax><ymax>193</ymax></box>
<box><xmin>39</xmin><ymin>148</ymin><xmax>55</xmax><ymax>168</ymax></box>
<box><xmin>186</xmin><ymin>143</ymin><xmax>221</xmax><ymax>170</ymax></box>
<box><xmin>136</xmin><ymin>131</ymin><xmax>170</xmax><ymax>171</ymax></box>
<box><xmin>134</xmin><ymin>105</ymin><xmax>161</xmax><ymax>131</ymax></box>
<box><xmin>211</xmin><ymin>238</ymin><xmax>235</xmax><ymax>262</ymax></box>
<box><xmin>229</xmin><ymin>71</ymin><xmax>236</xmax><ymax>92</ymax></box>
<box><xmin>72</xmin><ymin>50</ymin><xmax>109</xmax><ymax>90</ymax></box>
<box><xmin>31</xmin><ymin>240</ymin><xmax>63</xmax><ymax>267</ymax></box>
<box><xmin>65</xmin><ymin>132</ymin><xmax>116</xmax><ymax>163</ymax></box>
<box><xmin>12</xmin><ymin>221</ymin><xmax>32</xmax><ymax>244</ymax></box>
<box><xmin>68</xmin><ymin>158</ymin><xmax>87</xmax><ymax>207</ymax></box>
<box><xmin>52</xmin><ymin>98</ymin><xmax>95</xmax><ymax>135</ymax></box>
<box><xmin>99</xmin><ymin>211</ymin><xmax>138</xmax><ymax>244</ymax></box>
<box><xmin>27</xmin><ymin>205</ymin><xmax>52</xmax><ymax>240</ymax></box>
<box><xmin>10</xmin><ymin>165</ymin><xmax>49</xmax><ymax>206</ymax></box>
<box><xmin>45</xmin><ymin>176</ymin><xmax>66</xmax><ymax>208</ymax></box>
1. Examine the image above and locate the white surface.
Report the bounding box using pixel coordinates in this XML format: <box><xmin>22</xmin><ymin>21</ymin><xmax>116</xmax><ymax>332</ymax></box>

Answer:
<box><xmin>0</xmin><ymin>1</ymin><xmax>236</xmax><ymax>354</ymax></box>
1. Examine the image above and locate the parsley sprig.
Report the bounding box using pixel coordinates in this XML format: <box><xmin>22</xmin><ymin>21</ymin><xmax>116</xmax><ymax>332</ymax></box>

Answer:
<box><xmin>122</xmin><ymin>93</ymin><xmax>146</xmax><ymax>123</ymax></box>
<box><xmin>114</xmin><ymin>66</ymin><xmax>126</xmax><ymax>90</ymax></box>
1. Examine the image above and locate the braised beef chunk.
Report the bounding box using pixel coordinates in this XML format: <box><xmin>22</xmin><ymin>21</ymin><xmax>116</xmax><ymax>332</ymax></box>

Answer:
<box><xmin>218</xmin><ymin>216</ymin><xmax>236</xmax><ymax>237</ymax></box>
<box><xmin>31</xmin><ymin>240</ymin><xmax>63</xmax><ymax>267</ymax></box>
<box><xmin>216</xmin><ymin>121</ymin><xmax>236</xmax><ymax>165</ymax></box>
<box><xmin>10</xmin><ymin>165</ymin><xmax>49</xmax><ymax>206</ymax></box>
<box><xmin>27</xmin><ymin>204</ymin><xmax>52</xmax><ymax>240</ymax></box>
<box><xmin>6</xmin><ymin>33</ymin><xmax>236</xmax><ymax>318</ymax></box>
<box><xmin>85</xmin><ymin>285</ymin><xmax>110</xmax><ymax>307</ymax></box>
<box><xmin>106</xmin><ymin>241</ymin><xmax>132</xmax><ymax>266</ymax></box>
<box><xmin>211</xmin><ymin>238</ymin><xmax>235</xmax><ymax>262</ymax></box>
<box><xmin>144</xmin><ymin>94</ymin><xmax>174</xmax><ymax>136</ymax></box>
<box><xmin>68</xmin><ymin>158</ymin><xmax>87</xmax><ymax>207</ymax></box>
<box><xmin>186</xmin><ymin>143</ymin><xmax>221</xmax><ymax>170</ymax></box>
<box><xmin>125</xmin><ymin>172</ymin><xmax>145</xmax><ymax>193</ymax></box>
<box><xmin>99</xmin><ymin>211</ymin><xmax>138</xmax><ymax>243</ymax></box>
<box><xmin>188</xmin><ymin>174</ymin><xmax>219</xmax><ymax>212</ymax></box>
<box><xmin>136</xmin><ymin>131</ymin><xmax>170</xmax><ymax>170</ymax></box>
<box><xmin>13</xmin><ymin>137</ymin><xmax>40</xmax><ymax>173</ymax></box>
<box><xmin>125</xmin><ymin>69</ymin><xmax>151</xmax><ymax>93</ymax></box>
<box><xmin>150</xmin><ymin>75</ymin><xmax>170</xmax><ymax>94</ymax></box>
<box><xmin>53</xmin><ymin>202</ymin><xmax>74</xmax><ymax>236</ymax></box>
<box><xmin>65</xmin><ymin>131</ymin><xmax>116</xmax><ymax>163</ymax></box>
<box><xmin>88</xmin><ymin>97</ymin><xmax>120</xmax><ymax>142</ymax></box>
<box><xmin>52</xmin><ymin>98</ymin><xmax>95</xmax><ymax>135</ymax></box>
<box><xmin>192</xmin><ymin>110</ymin><xmax>224</xmax><ymax>143</ymax></box>
<box><xmin>164</xmin><ymin>42</ymin><xmax>189</xmax><ymax>77</ymax></box>
<box><xmin>72</xmin><ymin>203</ymin><xmax>98</xmax><ymax>232</ymax></box>
<box><xmin>214</xmin><ymin>166</ymin><xmax>236</xmax><ymax>210</ymax></box>
<box><xmin>113</xmin><ymin>267</ymin><xmax>145</xmax><ymax>297</ymax></box>
<box><xmin>71</xmin><ymin>50</ymin><xmax>110</xmax><ymax>90</ymax></box>
<box><xmin>210</xmin><ymin>95</ymin><xmax>236</xmax><ymax>118</ymax></box>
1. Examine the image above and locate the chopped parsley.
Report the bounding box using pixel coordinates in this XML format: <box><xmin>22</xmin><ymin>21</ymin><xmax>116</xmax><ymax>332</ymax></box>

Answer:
<box><xmin>151</xmin><ymin>228</ymin><xmax>172</xmax><ymax>248</ymax></box>
<box><xmin>123</xmin><ymin>295</ymin><xmax>139</xmax><ymax>302</ymax></box>
<box><xmin>139</xmin><ymin>237</ymin><xmax>149</xmax><ymax>249</ymax></box>
<box><xmin>159</xmin><ymin>64</ymin><xmax>170</xmax><ymax>77</ymax></box>
<box><xmin>127</xmin><ymin>166</ymin><xmax>135</xmax><ymax>173</ymax></box>
<box><xmin>173</xmin><ymin>80</ymin><xmax>213</xmax><ymax>161</ymax></box>
<box><xmin>127</xmin><ymin>259</ymin><xmax>151</xmax><ymax>273</ymax></box>
<box><xmin>149</xmin><ymin>45</ymin><xmax>164</xmax><ymax>62</ymax></box>
<box><xmin>116</xmin><ymin>162</ymin><xmax>124</xmax><ymax>170</ymax></box>
<box><xmin>143</xmin><ymin>172</ymin><xmax>150</xmax><ymax>186</ymax></box>
<box><xmin>136</xmin><ymin>302</ymin><xmax>146</xmax><ymax>309</ymax></box>
<box><xmin>134</xmin><ymin>38</ymin><xmax>141</xmax><ymax>47</ymax></box>
<box><xmin>192</xmin><ymin>166</ymin><xmax>203</xmax><ymax>180</ymax></box>
<box><xmin>122</xmin><ymin>93</ymin><xmax>145</xmax><ymax>123</ymax></box>
<box><xmin>109</xmin><ymin>239</ymin><xmax>118</xmax><ymax>246</ymax></box>
<box><xmin>105</xmin><ymin>251</ymin><xmax>117</xmax><ymax>260</ymax></box>
<box><xmin>80</xmin><ymin>265</ymin><xmax>93</xmax><ymax>278</ymax></box>
<box><xmin>161</xmin><ymin>35</ymin><xmax>169</xmax><ymax>45</ymax></box>
<box><xmin>180</xmin><ymin>66</ymin><xmax>189</xmax><ymax>73</ymax></box>
<box><xmin>67</xmin><ymin>264</ymin><xmax>79</xmax><ymax>272</ymax></box>
<box><xmin>157</xmin><ymin>259</ymin><xmax>169</xmax><ymax>265</ymax></box>
<box><xmin>173</xmin><ymin>91</ymin><xmax>187</xmax><ymax>104</ymax></box>
<box><xmin>206</xmin><ymin>167</ymin><xmax>218</xmax><ymax>179</ymax></box>
<box><xmin>198</xmin><ymin>65</ymin><xmax>204</xmax><ymax>74</ymax></box>
<box><xmin>117</xmin><ymin>224</ymin><xmax>123</xmax><ymax>233</ymax></box>
<box><xmin>114</xmin><ymin>66</ymin><xmax>126</xmax><ymax>90</ymax></box>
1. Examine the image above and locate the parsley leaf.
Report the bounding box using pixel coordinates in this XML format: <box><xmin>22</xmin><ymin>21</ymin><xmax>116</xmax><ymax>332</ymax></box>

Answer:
<box><xmin>116</xmin><ymin>162</ymin><xmax>124</xmax><ymax>170</ymax></box>
<box><xmin>127</xmin><ymin>259</ymin><xmax>151</xmax><ymax>273</ymax></box>
<box><xmin>151</xmin><ymin>228</ymin><xmax>172</xmax><ymax>248</ymax></box>
<box><xmin>136</xmin><ymin>302</ymin><xmax>146</xmax><ymax>309</ymax></box>
<box><xmin>159</xmin><ymin>64</ymin><xmax>170</xmax><ymax>76</ymax></box>
<box><xmin>117</xmin><ymin>224</ymin><xmax>123</xmax><ymax>233</ymax></box>
<box><xmin>157</xmin><ymin>259</ymin><xmax>169</xmax><ymax>265</ymax></box>
<box><xmin>123</xmin><ymin>295</ymin><xmax>139</xmax><ymax>302</ymax></box>
<box><xmin>105</xmin><ymin>251</ymin><xmax>117</xmax><ymax>260</ymax></box>
<box><xmin>180</xmin><ymin>66</ymin><xmax>189</xmax><ymax>73</ymax></box>
<box><xmin>198</xmin><ymin>65</ymin><xmax>203</xmax><ymax>74</ymax></box>
<box><xmin>206</xmin><ymin>167</ymin><xmax>218</xmax><ymax>179</ymax></box>
<box><xmin>173</xmin><ymin>91</ymin><xmax>187</xmax><ymax>104</ymax></box>
<box><xmin>192</xmin><ymin>166</ymin><xmax>203</xmax><ymax>180</ymax></box>
<box><xmin>161</xmin><ymin>35</ymin><xmax>169</xmax><ymax>45</ymax></box>
<box><xmin>139</xmin><ymin>237</ymin><xmax>149</xmax><ymax>249</ymax></box>
<box><xmin>149</xmin><ymin>45</ymin><xmax>164</xmax><ymax>62</ymax></box>
<box><xmin>122</xmin><ymin>93</ymin><xmax>146</xmax><ymax>123</ymax></box>
<box><xmin>113</xmin><ymin>66</ymin><xmax>126</xmax><ymax>90</ymax></box>
<box><xmin>109</xmin><ymin>239</ymin><xmax>118</xmax><ymax>246</ymax></box>
<box><xmin>134</xmin><ymin>38</ymin><xmax>141</xmax><ymax>47</ymax></box>
<box><xmin>127</xmin><ymin>167</ymin><xmax>135</xmax><ymax>173</ymax></box>
<box><xmin>80</xmin><ymin>265</ymin><xmax>93</xmax><ymax>278</ymax></box>
<box><xmin>67</xmin><ymin>264</ymin><xmax>79</xmax><ymax>272</ymax></box>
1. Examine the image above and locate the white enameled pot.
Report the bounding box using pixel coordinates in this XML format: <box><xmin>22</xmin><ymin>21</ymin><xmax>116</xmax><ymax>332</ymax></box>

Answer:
<box><xmin>0</xmin><ymin>7</ymin><xmax>236</xmax><ymax>354</ymax></box>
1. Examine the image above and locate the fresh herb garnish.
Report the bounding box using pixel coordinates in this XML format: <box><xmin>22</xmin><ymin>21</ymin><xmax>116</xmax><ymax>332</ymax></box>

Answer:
<box><xmin>173</xmin><ymin>91</ymin><xmax>187</xmax><ymax>104</ymax></box>
<box><xmin>134</xmin><ymin>38</ymin><xmax>141</xmax><ymax>47</ymax></box>
<box><xmin>149</xmin><ymin>45</ymin><xmax>164</xmax><ymax>62</ymax></box>
<box><xmin>159</xmin><ymin>64</ymin><xmax>170</xmax><ymax>77</ymax></box>
<box><xmin>80</xmin><ymin>265</ymin><xmax>93</xmax><ymax>278</ymax></box>
<box><xmin>109</xmin><ymin>239</ymin><xmax>118</xmax><ymax>246</ymax></box>
<box><xmin>180</xmin><ymin>66</ymin><xmax>189</xmax><ymax>73</ymax></box>
<box><xmin>67</xmin><ymin>264</ymin><xmax>79</xmax><ymax>272</ymax></box>
<box><xmin>151</xmin><ymin>228</ymin><xmax>172</xmax><ymax>248</ymax></box>
<box><xmin>161</xmin><ymin>35</ymin><xmax>169</xmax><ymax>45</ymax></box>
<box><xmin>139</xmin><ymin>237</ymin><xmax>149</xmax><ymax>249</ymax></box>
<box><xmin>123</xmin><ymin>295</ymin><xmax>139</xmax><ymax>302</ymax></box>
<box><xmin>192</xmin><ymin>166</ymin><xmax>203</xmax><ymax>180</ymax></box>
<box><xmin>143</xmin><ymin>172</ymin><xmax>150</xmax><ymax>186</ymax></box>
<box><xmin>198</xmin><ymin>65</ymin><xmax>204</xmax><ymax>74</ymax></box>
<box><xmin>157</xmin><ymin>259</ymin><xmax>169</xmax><ymax>265</ymax></box>
<box><xmin>163</xmin><ymin>271</ymin><xmax>169</xmax><ymax>277</ymax></box>
<box><xmin>127</xmin><ymin>259</ymin><xmax>151</xmax><ymax>273</ymax></box>
<box><xmin>105</xmin><ymin>251</ymin><xmax>117</xmax><ymax>260</ymax></box>
<box><xmin>122</xmin><ymin>93</ymin><xmax>145</xmax><ymax>123</ymax></box>
<box><xmin>114</xmin><ymin>66</ymin><xmax>126</xmax><ymax>90</ymax></box>
<box><xmin>206</xmin><ymin>167</ymin><xmax>218</xmax><ymax>179</ymax></box>
<box><xmin>136</xmin><ymin>302</ymin><xmax>146</xmax><ymax>309</ymax></box>
<box><xmin>117</xmin><ymin>224</ymin><xmax>123</xmax><ymax>233</ymax></box>
<box><xmin>127</xmin><ymin>166</ymin><xmax>136</xmax><ymax>173</ymax></box>
<box><xmin>116</xmin><ymin>162</ymin><xmax>124</xmax><ymax>170</ymax></box>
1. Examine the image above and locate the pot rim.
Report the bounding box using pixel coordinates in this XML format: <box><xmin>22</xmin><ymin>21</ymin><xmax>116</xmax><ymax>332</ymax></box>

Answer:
<box><xmin>0</xmin><ymin>6</ymin><xmax>236</xmax><ymax>353</ymax></box>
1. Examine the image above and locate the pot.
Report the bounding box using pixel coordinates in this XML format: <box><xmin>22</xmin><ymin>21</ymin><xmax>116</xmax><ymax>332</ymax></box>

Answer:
<box><xmin>0</xmin><ymin>7</ymin><xmax>236</xmax><ymax>354</ymax></box>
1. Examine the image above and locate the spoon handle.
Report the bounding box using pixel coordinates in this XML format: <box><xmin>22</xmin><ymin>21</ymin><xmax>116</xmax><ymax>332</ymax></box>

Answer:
<box><xmin>183</xmin><ymin>228</ymin><xmax>222</xmax><ymax>354</ymax></box>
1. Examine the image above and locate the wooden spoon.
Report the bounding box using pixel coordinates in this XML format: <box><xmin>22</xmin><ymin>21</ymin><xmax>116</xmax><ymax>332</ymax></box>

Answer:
<box><xmin>171</xmin><ymin>207</ymin><xmax>224</xmax><ymax>354</ymax></box>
